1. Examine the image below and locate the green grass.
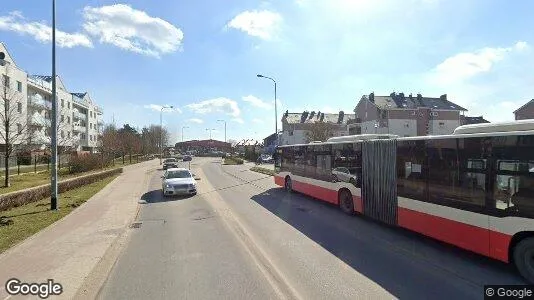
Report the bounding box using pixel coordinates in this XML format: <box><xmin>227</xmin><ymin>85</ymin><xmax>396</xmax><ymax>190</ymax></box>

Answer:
<box><xmin>223</xmin><ymin>157</ymin><xmax>244</xmax><ymax>165</ymax></box>
<box><xmin>0</xmin><ymin>166</ymin><xmax>118</xmax><ymax>195</ymax></box>
<box><xmin>250</xmin><ymin>166</ymin><xmax>276</xmax><ymax>176</ymax></box>
<box><xmin>0</xmin><ymin>174</ymin><xmax>119</xmax><ymax>254</ymax></box>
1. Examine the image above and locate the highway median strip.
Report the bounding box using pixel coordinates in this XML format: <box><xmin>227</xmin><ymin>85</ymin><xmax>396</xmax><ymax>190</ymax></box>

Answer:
<box><xmin>250</xmin><ymin>166</ymin><xmax>275</xmax><ymax>176</ymax></box>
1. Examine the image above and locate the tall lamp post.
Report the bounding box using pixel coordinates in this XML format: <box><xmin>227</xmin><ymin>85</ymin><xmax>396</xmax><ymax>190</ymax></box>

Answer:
<box><xmin>160</xmin><ymin>105</ymin><xmax>173</xmax><ymax>164</ymax></box>
<box><xmin>256</xmin><ymin>74</ymin><xmax>278</xmax><ymax>147</ymax></box>
<box><xmin>51</xmin><ymin>0</ymin><xmax>58</xmax><ymax>210</ymax></box>
<box><xmin>181</xmin><ymin>126</ymin><xmax>189</xmax><ymax>142</ymax></box>
<box><xmin>217</xmin><ymin>119</ymin><xmax>226</xmax><ymax>142</ymax></box>
<box><xmin>205</xmin><ymin>128</ymin><xmax>215</xmax><ymax>140</ymax></box>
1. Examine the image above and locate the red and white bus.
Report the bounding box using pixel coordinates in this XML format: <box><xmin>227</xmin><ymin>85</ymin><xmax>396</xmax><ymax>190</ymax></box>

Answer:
<box><xmin>273</xmin><ymin>120</ymin><xmax>534</xmax><ymax>282</ymax></box>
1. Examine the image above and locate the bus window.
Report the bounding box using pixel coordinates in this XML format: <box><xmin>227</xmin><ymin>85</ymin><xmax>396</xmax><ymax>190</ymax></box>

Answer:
<box><xmin>494</xmin><ymin>160</ymin><xmax>534</xmax><ymax>216</ymax></box>
<box><xmin>397</xmin><ymin>140</ymin><xmax>427</xmax><ymax>202</ymax></box>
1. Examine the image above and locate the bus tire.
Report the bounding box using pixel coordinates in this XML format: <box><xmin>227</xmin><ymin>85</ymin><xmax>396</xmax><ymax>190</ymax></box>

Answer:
<box><xmin>513</xmin><ymin>237</ymin><xmax>534</xmax><ymax>283</ymax></box>
<box><xmin>284</xmin><ymin>177</ymin><xmax>292</xmax><ymax>193</ymax></box>
<box><xmin>339</xmin><ymin>189</ymin><xmax>354</xmax><ymax>215</ymax></box>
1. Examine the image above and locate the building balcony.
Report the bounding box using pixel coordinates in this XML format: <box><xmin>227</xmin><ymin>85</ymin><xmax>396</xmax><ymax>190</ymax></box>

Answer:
<box><xmin>96</xmin><ymin>106</ymin><xmax>103</xmax><ymax>115</ymax></box>
<box><xmin>346</xmin><ymin>118</ymin><xmax>361</xmax><ymax>125</ymax></box>
<box><xmin>28</xmin><ymin>96</ymin><xmax>52</xmax><ymax>111</ymax></box>
<box><xmin>73</xmin><ymin>123</ymin><xmax>86</xmax><ymax>132</ymax></box>
<box><xmin>73</xmin><ymin>110</ymin><xmax>86</xmax><ymax>120</ymax></box>
<box><xmin>29</xmin><ymin>113</ymin><xmax>49</xmax><ymax>127</ymax></box>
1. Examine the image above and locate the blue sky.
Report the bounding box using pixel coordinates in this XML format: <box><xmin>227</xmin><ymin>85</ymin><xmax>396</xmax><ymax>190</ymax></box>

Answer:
<box><xmin>1</xmin><ymin>0</ymin><xmax>533</xmax><ymax>143</ymax></box>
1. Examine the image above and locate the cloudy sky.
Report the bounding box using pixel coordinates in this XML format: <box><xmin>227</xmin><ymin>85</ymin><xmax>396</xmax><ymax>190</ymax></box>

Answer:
<box><xmin>1</xmin><ymin>0</ymin><xmax>533</xmax><ymax>143</ymax></box>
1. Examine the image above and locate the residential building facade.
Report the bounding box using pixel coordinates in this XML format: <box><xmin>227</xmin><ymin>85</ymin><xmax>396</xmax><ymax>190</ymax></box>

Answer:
<box><xmin>280</xmin><ymin>111</ymin><xmax>356</xmax><ymax>145</ymax></box>
<box><xmin>1</xmin><ymin>42</ymin><xmax>103</xmax><ymax>152</ymax></box>
<box><xmin>353</xmin><ymin>92</ymin><xmax>468</xmax><ymax>137</ymax></box>
<box><xmin>514</xmin><ymin>99</ymin><xmax>534</xmax><ymax>120</ymax></box>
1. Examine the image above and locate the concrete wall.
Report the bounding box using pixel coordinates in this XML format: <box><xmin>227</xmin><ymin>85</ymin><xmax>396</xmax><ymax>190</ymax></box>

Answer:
<box><xmin>388</xmin><ymin>119</ymin><xmax>417</xmax><ymax>137</ymax></box>
<box><xmin>430</xmin><ymin>119</ymin><xmax>460</xmax><ymax>135</ymax></box>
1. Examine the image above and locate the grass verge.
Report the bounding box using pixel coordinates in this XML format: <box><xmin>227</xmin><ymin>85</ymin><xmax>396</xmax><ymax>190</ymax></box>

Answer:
<box><xmin>250</xmin><ymin>166</ymin><xmax>276</xmax><ymax>176</ymax></box>
<box><xmin>0</xmin><ymin>174</ymin><xmax>119</xmax><ymax>254</ymax></box>
<box><xmin>223</xmin><ymin>157</ymin><xmax>244</xmax><ymax>165</ymax></box>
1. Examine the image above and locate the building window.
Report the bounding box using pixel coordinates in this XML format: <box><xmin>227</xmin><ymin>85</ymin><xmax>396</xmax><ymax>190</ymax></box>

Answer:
<box><xmin>67</xmin><ymin>132</ymin><xmax>70</xmax><ymax>138</ymax></box>
<box><xmin>67</xmin><ymin>116</ymin><xmax>70</xmax><ymax>124</ymax></box>
<box><xmin>60</xmin><ymin>115</ymin><xmax>64</xmax><ymax>122</ymax></box>
<box><xmin>67</xmin><ymin>102</ymin><xmax>70</xmax><ymax>109</ymax></box>
<box><xmin>61</xmin><ymin>99</ymin><xmax>64</xmax><ymax>107</ymax></box>
<box><xmin>17</xmin><ymin>102</ymin><xmax>22</xmax><ymax>113</ymax></box>
<box><xmin>439</xmin><ymin>122</ymin><xmax>445</xmax><ymax>126</ymax></box>
<box><xmin>17</xmin><ymin>123</ymin><xmax>22</xmax><ymax>134</ymax></box>
<box><xmin>61</xmin><ymin>130</ymin><xmax>64</xmax><ymax>138</ymax></box>
<box><xmin>431</xmin><ymin>112</ymin><xmax>438</xmax><ymax>117</ymax></box>
<box><xmin>17</xmin><ymin>81</ymin><xmax>22</xmax><ymax>92</ymax></box>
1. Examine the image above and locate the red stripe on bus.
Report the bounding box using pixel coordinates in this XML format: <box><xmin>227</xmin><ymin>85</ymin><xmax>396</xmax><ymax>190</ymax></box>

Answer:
<box><xmin>292</xmin><ymin>180</ymin><xmax>339</xmax><ymax>204</ymax></box>
<box><xmin>354</xmin><ymin>196</ymin><xmax>363</xmax><ymax>213</ymax></box>
<box><xmin>274</xmin><ymin>175</ymin><xmax>284</xmax><ymax>187</ymax></box>
<box><xmin>398</xmin><ymin>207</ymin><xmax>491</xmax><ymax>257</ymax></box>
<box><xmin>489</xmin><ymin>230</ymin><xmax>512</xmax><ymax>263</ymax></box>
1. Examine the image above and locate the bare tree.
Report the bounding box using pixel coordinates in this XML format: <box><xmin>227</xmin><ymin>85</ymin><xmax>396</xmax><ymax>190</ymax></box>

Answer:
<box><xmin>0</xmin><ymin>74</ymin><xmax>27</xmax><ymax>187</ymax></box>
<box><xmin>305</xmin><ymin>121</ymin><xmax>335</xmax><ymax>143</ymax></box>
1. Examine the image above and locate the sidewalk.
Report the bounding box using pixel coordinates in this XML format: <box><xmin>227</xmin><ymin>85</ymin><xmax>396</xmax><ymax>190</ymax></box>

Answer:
<box><xmin>0</xmin><ymin>159</ymin><xmax>159</xmax><ymax>299</ymax></box>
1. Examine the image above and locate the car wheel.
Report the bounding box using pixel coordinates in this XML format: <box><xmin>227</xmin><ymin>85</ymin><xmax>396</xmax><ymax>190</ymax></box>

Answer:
<box><xmin>514</xmin><ymin>237</ymin><xmax>534</xmax><ymax>283</ymax></box>
<box><xmin>339</xmin><ymin>189</ymin><xmax>354</xmax><ymax>215</ymax></box>
<box><xmin>284</xmin><ymin>177</ymin><xmax>292</xmax><ymax>193</ymax></box>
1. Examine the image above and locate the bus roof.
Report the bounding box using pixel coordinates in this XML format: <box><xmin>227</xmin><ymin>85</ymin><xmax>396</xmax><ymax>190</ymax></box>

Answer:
<box><xmin>453</xmin><ymin>119</ymin><xmax>534</xmax><ymax>135</ymax></box>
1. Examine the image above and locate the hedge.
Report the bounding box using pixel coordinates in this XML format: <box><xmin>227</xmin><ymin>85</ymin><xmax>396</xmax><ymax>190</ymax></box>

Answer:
<box><xmin>0</xmin><ymin>168</ymin><xmax>123</xmax><ymax>212</ymax></box>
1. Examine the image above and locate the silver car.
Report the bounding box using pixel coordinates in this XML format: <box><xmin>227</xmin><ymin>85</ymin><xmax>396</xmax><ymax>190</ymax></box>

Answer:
<box><xmin>161</xmin><ymin>168</ymin><xmax>197</xmax><ymax>196</ymax></box>
<box><xmin>332</xmin><ymin>167</ymin><xmax>359</xmax><ymax>186</ymax></box>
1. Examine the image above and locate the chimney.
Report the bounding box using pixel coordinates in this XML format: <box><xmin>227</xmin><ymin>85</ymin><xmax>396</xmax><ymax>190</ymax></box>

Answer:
<box><xmin>319</xmin><ymin>113</ymin><xmax>325</xmax><ymax>122</ymax></box>
<box><xmin>440</xmin><ymin>94</ymin><xmax>447</xmax><ymax>101</ymax></box>
<box><xmin>317</xmin><ymin>111</ymin><xmax>321</xmax><ymax>119</ymax></box>
<box><xmin>309</xmin><ymin>111</ymin><xmax>315</xmax><ymax>119</ymax></box>
<box><xmin>369</xmin><ymin>92</ymin><xmax>375</xmax><ymax>103</ymax></box>
<box><xmin>300</xmin><ymin>111</ymin><xmax>309</xmax><ymax>123</ymax></box>
<box><xmin>338</xmin><ymin>111</ymin><xmax>345</xmax><ymax>124</ymax></box>
<box><xmin>284</xmin><ymin>110</ymin><xmax>289</xmax><ymax>117</ymax></box>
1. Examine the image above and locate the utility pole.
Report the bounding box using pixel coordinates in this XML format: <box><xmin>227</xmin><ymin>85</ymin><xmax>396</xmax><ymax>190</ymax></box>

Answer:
<box><xmin>50</xmin><ymin>0</ymin><xmax>58</xmax><ymax>210</ymax></box>
<box><xmin>181</xmin><ymin>126</ymin><xmax>189</xmax><ymax>142</ymax></box>
<box><xmin>159</xmin><ymin>105</ymin><xmax>173</xmax><ymax>164</ymax></box>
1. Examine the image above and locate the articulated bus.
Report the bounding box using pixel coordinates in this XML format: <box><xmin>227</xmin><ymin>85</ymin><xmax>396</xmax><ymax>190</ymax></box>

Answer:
<box><xmin>273</xmin><ymin>120</ymin><xmax>534</xmax><ymax>282</ymax></box>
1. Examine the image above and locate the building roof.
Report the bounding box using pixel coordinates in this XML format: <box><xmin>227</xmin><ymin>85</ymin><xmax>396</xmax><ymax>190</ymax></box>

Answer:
<box><xmin>31</xmin><ymin>75</ymin><xmax>53</xmax><ymax>82</ymax></box>
<box><xmin>460</xmin><ymin>115</ymin><xmax>490</xmax><ymax>125</ymax></box>
<box><xmin>71</xmin><ymin>92</ymin><xmax>87</xmax><ymax>99</ymax></box>
<box><xmin>367</xmin><ymin>93</ymin><xmax>467</xmax><ymax>111</ymax></box>
<box><xmin>283</xmin><ymin>111</ymin><xmax>356</xmax><ymax>124</ymax></box>
<box><xmin>514</xmin><ymin>99</ymin><xmax>534</xmax><ymax>114</ymax></box>
<box><xmin>235</xmin><ymin>139</ymin><xmax>263</xmax><ymax>146</ymax></box>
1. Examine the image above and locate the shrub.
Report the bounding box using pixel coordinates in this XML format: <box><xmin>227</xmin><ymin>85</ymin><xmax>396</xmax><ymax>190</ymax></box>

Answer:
<box><xmin>69</xmin><ymin>153</ymin><xmax>113</xmax><ymax>174</ymax></box>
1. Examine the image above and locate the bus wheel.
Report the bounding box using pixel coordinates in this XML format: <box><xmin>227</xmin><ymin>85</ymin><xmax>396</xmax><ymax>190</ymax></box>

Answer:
<box><xmin>513</xmin><ymin>237</ymin><xmax>534</xmax><ymax>283</ymax></box>
<box><xmin>339</xmin><ymin>189</ymin><xmax>354</xmax><ymax>215</ymax></box>
<box><xmin>284</xmin><ymin>177</ymin><xmax>292</xmax><ymax>193</ymax></box>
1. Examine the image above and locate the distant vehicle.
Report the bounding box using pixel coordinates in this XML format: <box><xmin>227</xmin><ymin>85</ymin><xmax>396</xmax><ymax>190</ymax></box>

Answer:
<box><xmin>161</xmin><ymin>168</ymin><xmax>197</xmax><ymax>196</ymax></box>
<box><xmin>162</xmin><ymin>158</ymin><xmax>178</xmax><ymax>170</ymax></box>
<box><xmin>260</xmin><ymin>154</ymin><xmax>274</xmax><ymax>164</ymax></box>
<box><xmin>183</xmin><ymin>155</ymin><xmax>192</xmax><ymax>162</ymax></box>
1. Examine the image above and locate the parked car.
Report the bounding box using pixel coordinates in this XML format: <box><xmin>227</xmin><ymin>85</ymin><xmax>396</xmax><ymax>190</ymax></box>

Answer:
<box><xmin>182</xmin><ymin>155</ymin><xmax>192</xmax><ymax>162</ymax></box>
<box><xmin>162</xmin><ymin>158</ymin><xmax>178</xmax><ymax>170</ymax></box>
<box><xmin>332</xmin><ymin>167</ymin><xmax>360</xmax><ymax>186</ymax></box>
<box><xmin>161</xmin><ymin>168</ymin><xmax>197</xmax><ymax>196</ymax></box>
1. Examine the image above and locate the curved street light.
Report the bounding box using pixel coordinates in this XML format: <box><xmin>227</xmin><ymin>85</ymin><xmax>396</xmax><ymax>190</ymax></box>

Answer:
<box><xmin>160</xmin><ymin>105</ymin><xmax>173</xmax><ymax>164</ymax></box>
<box><xmin>256</xmin><ymin>74</ymin><xmax>278</xmax><ymax>147</ymax></box>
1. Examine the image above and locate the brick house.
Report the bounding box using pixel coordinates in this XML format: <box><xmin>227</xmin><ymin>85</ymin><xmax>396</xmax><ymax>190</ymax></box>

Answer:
<box><xmin>514</xmin><ymin>99</ymin><xmax>534</xmax><ymax>120</ymax></box>
<box><xmin>353</xmin><ymin>92</ymin><xmax>468</xmax><ymax>137</ymax></box>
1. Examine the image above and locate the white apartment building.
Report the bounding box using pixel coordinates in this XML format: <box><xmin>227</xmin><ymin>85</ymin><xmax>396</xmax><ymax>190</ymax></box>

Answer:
<box><xmin>1</xmin><ymin>42</ymin><xmax>103</xmax><ymax>152</ymax></box>
<box><xmin>280</xmin><ymin>111</ymin><xmax>356</xmax><ymax>145</ymax></box>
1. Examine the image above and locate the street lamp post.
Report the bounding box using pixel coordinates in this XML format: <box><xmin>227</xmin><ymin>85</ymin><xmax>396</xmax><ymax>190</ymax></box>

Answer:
<box><xmin>256</xmin><ymin>74</ymin><xmax>278</xmax><ymax>147</ymax></box>
<box><xmin>51</xmin><ymin>0</ymin><xmax>58</xmax><ymax>210</ymax></box>
<box><xmin>217</xmin><ymin>119</ymin><xmax>226</xmax><ymax>142</ymax></box>
<box><xmin>181</xmin><ymin>126</ymin><xmax>189</xmax><ymax>142</ymax></box>
<box><xmin>205</xmin><ymin>128</ymin><xmax>215</xmax><ymax>140</ymax></box>
<box><xmin>159</xmin><ymin>105</ymin><xmax>173</xmax><ymax>164</ymax></box>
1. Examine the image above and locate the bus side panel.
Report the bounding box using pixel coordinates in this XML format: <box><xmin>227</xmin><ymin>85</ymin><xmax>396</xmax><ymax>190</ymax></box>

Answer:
<box><xmin>398</xmin><ymin>197</ymin><xmax>490</xmax><ymax>257</ymax></box>
<box><xmin>274</xmin><ymin>175</ymin><xmax>285</xmax><ymax>187</ymax></box>
<box><xmin>291</xmin><ymin>176</ymin><xmax>338</xmax><ymax>204</ymax></box>
<box><xmin>489</xmin><ymin>230</ymin><xmax>511</xmax><ymax>262</ymax></box>
<box><xmin>353</xmin><ymin>195</ymin><xmax>363</xmax><ymax>213</ymax></box>
<box><xmin>488</xmin><ymin>216</ymin><xmax>534</xmax><ymax>263</ymax></box>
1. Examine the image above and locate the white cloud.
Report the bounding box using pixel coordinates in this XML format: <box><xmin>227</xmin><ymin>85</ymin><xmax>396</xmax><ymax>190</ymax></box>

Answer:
<box><xmin>242</xmin><ymin>95</ymin><xmax>272</xmax><ymax>109</ymax></box>
<box><xmin>232</xmin><ymin>118</ymin><xmax>245</xmax><ymax>124</ymax></box>
<box><xmin>144</xmin><ymin>104</ymin><xmax>182</xmax><ymax>113</ymax></box>
<box><xmin>227</xmin><ymin>10</ymin><xmax>282</xmax><ymax>40</ymax></box>
<box><xmin>252</xmin><ymin>118</ymin><xmax>264</xmax><ymax>124</ymax></box>
<box><xmin>188</xmin><ymin>118</ymin><xmax>203</xmax><ymax>124</ymax></box>
<box><xmin>429</xmin><ymin>41</ymin><xmax>528</xmax><ymax>85</ymax></box>
<box><xmin>186</xmin><ymin>98</ymin><xmax>241</xmax><ymax>117</ymax></box>
<box><xmin>83</xmin><ymin>4</ymin><xmax>184</xmax><ymax>58</ymax></box>
<box><xmin>0</xmin><ymin>11</ymin><xmax>93</xmax><ymax>48</ymax></box>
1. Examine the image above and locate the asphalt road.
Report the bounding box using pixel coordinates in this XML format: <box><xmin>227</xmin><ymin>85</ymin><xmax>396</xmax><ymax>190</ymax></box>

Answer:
<box><xmin>98</xmin><ymin>157</ymin><xmax>525</xmax><ymax>300</ymax></box>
